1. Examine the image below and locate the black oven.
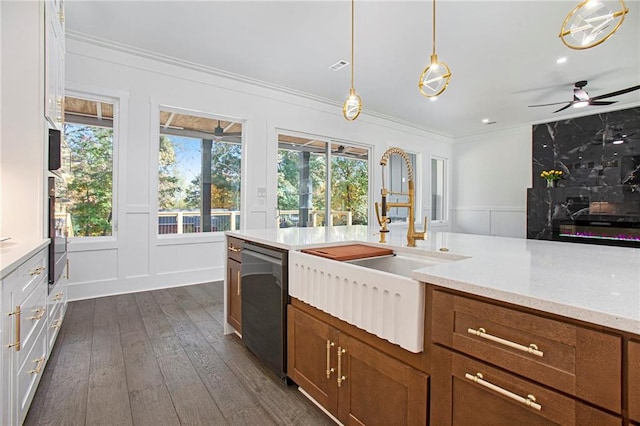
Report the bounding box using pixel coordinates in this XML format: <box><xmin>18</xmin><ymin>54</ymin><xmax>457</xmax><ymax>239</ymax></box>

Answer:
<box><xmin>48</xmin><ymin>176</ymin><xmax>68</xmax><ymax>292</ymax></box>
<box><xmin>241</xmin><ymin>242</ymin><xmax>288</xmax><ymax>381</ymax></box>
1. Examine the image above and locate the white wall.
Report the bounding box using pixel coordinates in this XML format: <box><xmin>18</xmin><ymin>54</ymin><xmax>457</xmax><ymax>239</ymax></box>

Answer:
<box><xmin>64</xmin><ymin>37</ymin><xmax>452</xmax><ymax>301</ymax></box>
<box><xmin>451</xmin><ymin>126</ymin><xmax>531</xmax><ymax>238</ymax></box>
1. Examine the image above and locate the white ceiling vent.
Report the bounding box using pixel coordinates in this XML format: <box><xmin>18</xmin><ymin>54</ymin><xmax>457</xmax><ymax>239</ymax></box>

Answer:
<box><xmin>329</xmin><ymin>60</ymin><xmax>349</xmax><ymax>71</ymax></box>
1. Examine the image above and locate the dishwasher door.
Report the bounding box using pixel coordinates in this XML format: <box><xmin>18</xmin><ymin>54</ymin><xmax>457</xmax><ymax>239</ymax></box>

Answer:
<box><xmin>241</xmin><ymin>243</ymin><xmax>288</xmax><ymax>380</ymax></box>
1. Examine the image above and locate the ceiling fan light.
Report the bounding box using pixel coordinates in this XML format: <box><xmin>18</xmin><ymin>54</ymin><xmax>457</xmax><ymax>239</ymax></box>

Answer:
<box><xmin>573</xmin><ymin>100</ymin><xmax>589</xmax><ymax>108</ymax></box>
<box><xmin>612</xmin><ymin>139</ymin><xmax>624</xmax><ymax>144</ymax></box>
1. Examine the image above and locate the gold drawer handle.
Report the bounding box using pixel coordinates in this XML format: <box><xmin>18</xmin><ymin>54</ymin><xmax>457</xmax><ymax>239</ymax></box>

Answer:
<box><xmin>7</xmin><ymin>306</ymin><xmax>21</xmax><ymax>351</ymax></box>
<box><xmin>326</xmin><ymin>340</ymin><xmax>335</xmax><ymax>378</ymax></box>
<box><xmin>54</xmin><ymin>292</ymin><xmax>64</xmax><ymax>301</ymax></box>
<box><xmin>465</xmin><ymin>372</ymin><xmax>541</xmax><ymax>411</ymax></box>
<box><xmin>337</xmin><ymin>347</ymin><xmax>346</xmax><ymax>387</ymax></box>
<box><xmin>28</xmin><ymin>357</ymin><xmax>46</xmax><ymax>375</ymax></box>
<box><xmin>30</xmin><ymin>266</ymin><xmax>45</xmax><ymax>276</ymax></box>
<box><xmin>28</xmin><ymin>308</ymin><xmax>46</xmax><ymax>321</ymax></box>
<box><xmin>228</xmin><ymin>246</ymin><xmax>241</xmax><ymax>253</ymax></box>
<box><xmin>467</xmin><ymin>327</ymin><xmax>543</xmax><ymax>357</ymax></box>
<box><xmin>52</xmin><ymin>318</ymin><xmax>63</xmax><ymax>329</ymax></box>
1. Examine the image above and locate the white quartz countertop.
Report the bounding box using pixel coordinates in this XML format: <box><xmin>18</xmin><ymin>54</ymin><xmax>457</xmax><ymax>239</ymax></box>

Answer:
<box><xmin>228</xmin><ymin>226</ymin><xmax>640</xmax><ymax>335</ymax></box>
<box><xmin>0</xmin><ymin>239</ymin><xmax>50</xmax><ymax>280</ymax></box>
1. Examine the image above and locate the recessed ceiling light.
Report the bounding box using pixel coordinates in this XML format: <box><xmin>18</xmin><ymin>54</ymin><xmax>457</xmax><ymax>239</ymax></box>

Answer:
<box><xmin>329</xmin><ymin>60</ymin><xmax>349</xmax><ymax>71</ymax></box>
<box><xmin>482</xmin><ymin>118</ymin><xmax>490</xmax><ymax>124</ymax></box>
<box><xmin>612</xmin><ymin>140</ymin><xmax>624</xmax><ymax>145</ymax></box>
<box><xmin>556</xmin><ymin>57</ymin><xmax>568</xmax><ymax>64</ymax></box>
<box><xmin>430</xmin><ymin>97</ymin><xmax>438</xmax><ymax>102</ymax></box>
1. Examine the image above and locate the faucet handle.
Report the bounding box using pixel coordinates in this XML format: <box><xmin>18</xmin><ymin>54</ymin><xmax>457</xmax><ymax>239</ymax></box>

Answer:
<box><xmin>374</xmin><ymin>202</ymin><xmax>384</xmax><ymax>226</ymax></box>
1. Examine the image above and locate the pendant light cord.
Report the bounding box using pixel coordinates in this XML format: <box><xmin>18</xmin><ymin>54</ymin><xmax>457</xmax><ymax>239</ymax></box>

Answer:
<box><xmin>351</xmin><ymin>0</ymin><xmax>355</xmax><ymax>90</ymax></box>
<box><xmin>432</xmin><ymin>0</ymin><xmax>436</xmax><ymax>55</ymax></box>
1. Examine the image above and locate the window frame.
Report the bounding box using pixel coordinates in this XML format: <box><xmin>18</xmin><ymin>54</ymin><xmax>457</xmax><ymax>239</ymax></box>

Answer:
<box><xmin>154</xmin><ymin>104</ymin><xmax>246</xmax><ymax>241</ymax></box>
<box><xmin>275</xmin><ymin>129</ymin><xmax>373</xmax><ymax>229</ymax></box>
<box><xmin>430</xmin><ymin>155</ymin><xmax>448</xmax><ymax>224</ymax></box>
<box><xmin>63</xmin><ymin>88</ymin><xmax>123</xmax><ymax>244</ymax></box>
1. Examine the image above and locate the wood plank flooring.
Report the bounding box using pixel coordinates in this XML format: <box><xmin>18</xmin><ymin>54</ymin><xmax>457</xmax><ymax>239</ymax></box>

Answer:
<box><xmin>24</xmin><ymin>282</ymin><xmax>334</xmax><ymax>426</ymax></box>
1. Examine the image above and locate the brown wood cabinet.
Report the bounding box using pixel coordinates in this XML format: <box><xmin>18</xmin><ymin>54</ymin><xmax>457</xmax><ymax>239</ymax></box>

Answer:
<box><xmin>431</xmin><ymin>289</ymin><xmax>621</xmax><ymax>413</ymax></box>
<box><xmin>226</xmin><ymin>236</ymin><xmax>243</xmax><ymax>333</ymax></box>
<box><xmin>430</xmin><ymin>346</ymin><xmax>621</xmax><ymax>426</ymax></box>
<box><xmin>288</xmin><ymin>304</ymin><xmax>428</xmax><ymax>425</ymax></box>
<box><xmin>630</xmin><ymin>339</ymin><xmax>640</xmax><ymax>423</ymax></box>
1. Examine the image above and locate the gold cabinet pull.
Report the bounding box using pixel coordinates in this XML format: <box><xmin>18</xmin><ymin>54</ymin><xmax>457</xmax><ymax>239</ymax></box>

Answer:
<box><xmin>28</xmin><ymin>357</ymin><xmax>46</xmax><ymax>375</ymax></box>
<box><xmin>7</xmin><ymin>306</ymin><xmax>21</xmax><ymax>351</ymax></box>
<box><xmin>28</xmin><ymin>307</ymin><xmax>46</xmax><ymax>321</ymax></box>
<box><xmin>52</xmin><ymin>318</ymin><xmax>63</xmax><ymax>329</ymax></box>
<box><xmin>465</xmin><ymin>372</ymin><xmax>541</xmax><ymax>411</ymax></box>
<box><xmin>237</xmin><ymin>271</ymin><xmax>241</xmax><ymax>296</ymax></box>
<box><xmin>326</xmin><ymin>340</ymin><xmax>335</xmax><ymax>378</ymax></box>
<box><xmin>467</xmin><ymin>327</ymin><xmax>543</xmax><ymax>357</ymax></box>
<box><xmin>54</xmin><ymin>292</ymin><xmax>64</xmax><ymax>302</ymax></box>
<box><xmin>228</xmin><ymin>246</ymin><xmax>241</xmax><ymax>253</ymax></box>
<box><xmin>29</xmin><ymin>266</ymin><xmax>45</xmax><ymax>276</ymax></box>
<box><xmin>337</xmin><ymin>347</ymin><xmax>347</xmax><ymax>387</ymax></box>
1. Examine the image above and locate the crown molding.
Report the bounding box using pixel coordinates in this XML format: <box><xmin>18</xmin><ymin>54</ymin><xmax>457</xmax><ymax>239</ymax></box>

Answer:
<box><xmin>66</xmin><ymin>30</ymin><xmax>452</xmax><ymax>140</ymax></box>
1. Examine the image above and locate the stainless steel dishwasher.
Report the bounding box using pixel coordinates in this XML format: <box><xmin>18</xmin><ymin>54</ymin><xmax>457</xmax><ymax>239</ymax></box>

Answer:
<box><xmin>241</xmin><ymin>242</ymin><xmax>288</xmax><ymax>381</ymax></box>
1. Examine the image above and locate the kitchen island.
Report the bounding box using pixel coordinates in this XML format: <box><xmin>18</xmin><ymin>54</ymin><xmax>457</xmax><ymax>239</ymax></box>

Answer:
<box><xmin>226</xmin><ymin>225</ymin><xmax>640</xmax><ymax>425</ymax></box>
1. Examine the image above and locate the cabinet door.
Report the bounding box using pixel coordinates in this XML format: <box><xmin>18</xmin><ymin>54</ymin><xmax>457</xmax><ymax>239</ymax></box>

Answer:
<box><xmin>630</xmin><ymin>340</ymin><xmax>640</xmax><ymax>423</ymax></box>
<box><xmin>430</xmin><ymin>347</ymin><xmax>621</xmax><ymax>426</ymax></box>
<box><xmin>227</xmin><ymin>258</ymin><xmax>242</xmax><ymax>333</ymax></box>
<box><xmin>337</xmin><ymin>333</ymin><xmax>428</xmax><ymax>426</ymax></box>
<box><xmin>287</xmin><ymin>305</ymin><xmax>339</xmax><ymax>415</ymax></box>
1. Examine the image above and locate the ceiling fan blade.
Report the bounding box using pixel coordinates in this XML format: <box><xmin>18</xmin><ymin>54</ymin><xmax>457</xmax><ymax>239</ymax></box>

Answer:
<box><xmin>589</xmin><ymin>100</ymin><xmax>617</xmax><ymax>106</ymax></box>
<box><xmin>528</xmin><ymin>101</ymin><xmax>573</xmax><ymax>107</ymax></box>
<box><xmin>590</xmin><ymin>85</ymin><xmax>640</xmax><ymax>100</ymax></box>
<box><xmin>553</xmin><ymin>103</ymin><xmax>573</xmax><ymax>113</ymax></box>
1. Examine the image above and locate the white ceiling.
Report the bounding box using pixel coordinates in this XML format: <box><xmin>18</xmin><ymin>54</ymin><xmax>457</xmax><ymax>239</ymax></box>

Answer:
<box><xmin>65</xmin><ymin>0</ymin><xmax>640</xmax><ymax>138</ymax></box>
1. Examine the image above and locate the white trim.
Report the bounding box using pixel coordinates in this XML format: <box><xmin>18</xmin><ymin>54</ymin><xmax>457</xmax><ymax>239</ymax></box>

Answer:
<box><xmin>66</xmin><ymin>30</ymin><xmax>455</xmax><ymax>139</ymax></box>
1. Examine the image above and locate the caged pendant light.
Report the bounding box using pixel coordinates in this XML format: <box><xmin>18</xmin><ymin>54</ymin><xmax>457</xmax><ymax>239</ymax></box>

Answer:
<box><xmin>559</xmin><ymin>0</ymin><xmax>629</xmax><ymax>50</ymax></box>
<box><xmin>418</xmin><ymin>0</ymin><xmax>451</xmax><ymax>98</ymax></box>
<box><xmin>343</xmin><ymin>0</ymin><xmax>362</xmax><ymax>121</ymax></box>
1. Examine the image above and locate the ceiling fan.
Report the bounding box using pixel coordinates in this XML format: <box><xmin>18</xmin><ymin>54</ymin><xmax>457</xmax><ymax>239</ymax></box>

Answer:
<box><xmin>213</xmin><ymin>120</ymin><xmax>242</xmax><ymax>142</ymax></box>
<box><xmin>528</xmin><ymin>81</ymin><xmax>640</xmax><ymax>113</ymax></box>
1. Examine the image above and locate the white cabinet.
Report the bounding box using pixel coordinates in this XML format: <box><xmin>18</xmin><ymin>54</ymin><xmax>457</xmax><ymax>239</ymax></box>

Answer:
<box><xmin>44</xmin><ymin>0</ymin><xmax>65</xmax><ymax>130</ymax></box>
<box><xmin>47</xmin><ymin>264</ymin><xmax>67</xmax><ymax>354</ymax></box>
<box><xmin>1</xmin><ymin>247</ymin><xmax>50</xmax><ymax>425</ymax></box>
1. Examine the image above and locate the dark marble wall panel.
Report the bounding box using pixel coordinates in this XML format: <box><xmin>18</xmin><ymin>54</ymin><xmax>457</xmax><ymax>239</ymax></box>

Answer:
<box><xmin>528</xmin><ymin>107</ymin><xmax>640</xmax><ymax>242</ymax></box>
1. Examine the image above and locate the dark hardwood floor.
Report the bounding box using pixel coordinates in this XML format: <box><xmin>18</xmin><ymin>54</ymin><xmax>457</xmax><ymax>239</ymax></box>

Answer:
<box><xmin>24</xmin><ymin>282</ymin><xmax>334</xmax><ymax>426</ymax></box>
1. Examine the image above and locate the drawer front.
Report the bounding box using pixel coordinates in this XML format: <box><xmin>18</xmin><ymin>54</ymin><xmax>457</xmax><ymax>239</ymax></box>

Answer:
<box><xmin>16</xmin><ymin>322</ymin><xmax>47</xmax><ymax>425</ymax></box>
<box><xmin>630</xmin><ymin>340</ymin><xmax>640</xmax><ymax>423</ymax></box>
<box><xmin>48</xmin><ymin>299</ymin><xmax>64</xmax><ymax>352</ymax></box>
<box><xmin>17</xmin><ymin>284</ymin><xmax>47</xmax><ymax>370</ymax></box>
<box><xmin>227</xmin><ymin>236</ymin><xmax>243</xmax><ymax>262</ymax></box>
<box><xmin>17</xmin><ymin>250</ymin><xmax>47</xmax><ymax>301</ymax></box>
<box><xmin>431</xmin><ymin>290</ymin><xmax>621</xmax><ymax>413</ymax></box>
<box><xmin>446</xmin><ymin>352</ymin><xmax>621</xmax><ymax>426</ymax></box>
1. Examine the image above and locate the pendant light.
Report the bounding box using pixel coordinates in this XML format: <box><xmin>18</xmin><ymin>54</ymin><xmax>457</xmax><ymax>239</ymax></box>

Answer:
<box><xmin>418</xmin><ymin>0</ymin><xmax>451</xmax><ymax>98</ymax></box>
<box><xmin>343</xmin><ymin>0</ymin><xmax>362</xmax><ymax>121</ymax></box>
<box><xmin>560</xmin><ymin>0</ymin><xmax>629</xmax><ymax>50</ymax></box>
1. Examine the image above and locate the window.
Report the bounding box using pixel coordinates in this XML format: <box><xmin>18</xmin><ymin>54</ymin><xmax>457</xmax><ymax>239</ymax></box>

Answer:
<box><xmin>63</xmin><ymin>96</ymin><xmax>115</xmax><ymax>237</ymax></box>
<box><xmin>431</xmin><ymin>157</ymin><xmax>446</xmax><ymax>222</ymax></box>
<box><xmin>277</xmin><ymin>134</ymin><xmax>369</xmax><ymax>227</ymax></box>
<box><xmin>157</xmin><ymin>109</ymin><xmax>242</xmax><ymax>234</ymax></box>
<box><xmin>386</xmin><ymin>151</ymin><xmax>417</xmax><ymax>223</ymax></box>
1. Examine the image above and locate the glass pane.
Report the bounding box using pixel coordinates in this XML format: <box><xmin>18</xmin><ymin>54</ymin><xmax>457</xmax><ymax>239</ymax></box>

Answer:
<box><xmin>63</xmin><ymin>96</ymin><xmax>115</xmax><ymax>237</ymax></box>
<box><xmin>431</xmin><ymin>158</ymin><xmax>446</xmax><ymax>221</ymax></box>
<box><xmin>277</xmin><ymin>135</ymin><xmax>327</xmax><ymax>227</ymax></box>
<box><xmin>158</xmin><ymin>110</ymin><xmax>242</xmax><ymax>234</ymax></box>
<box><xmin>330</xmin><ymin>143</ymin><xmax>369</xmax><ymax>226</ymax></box>
<box><xmin>387</xmin><ymin>152</ymin><xmax>416</xmax><ymax>223</ymax></box>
